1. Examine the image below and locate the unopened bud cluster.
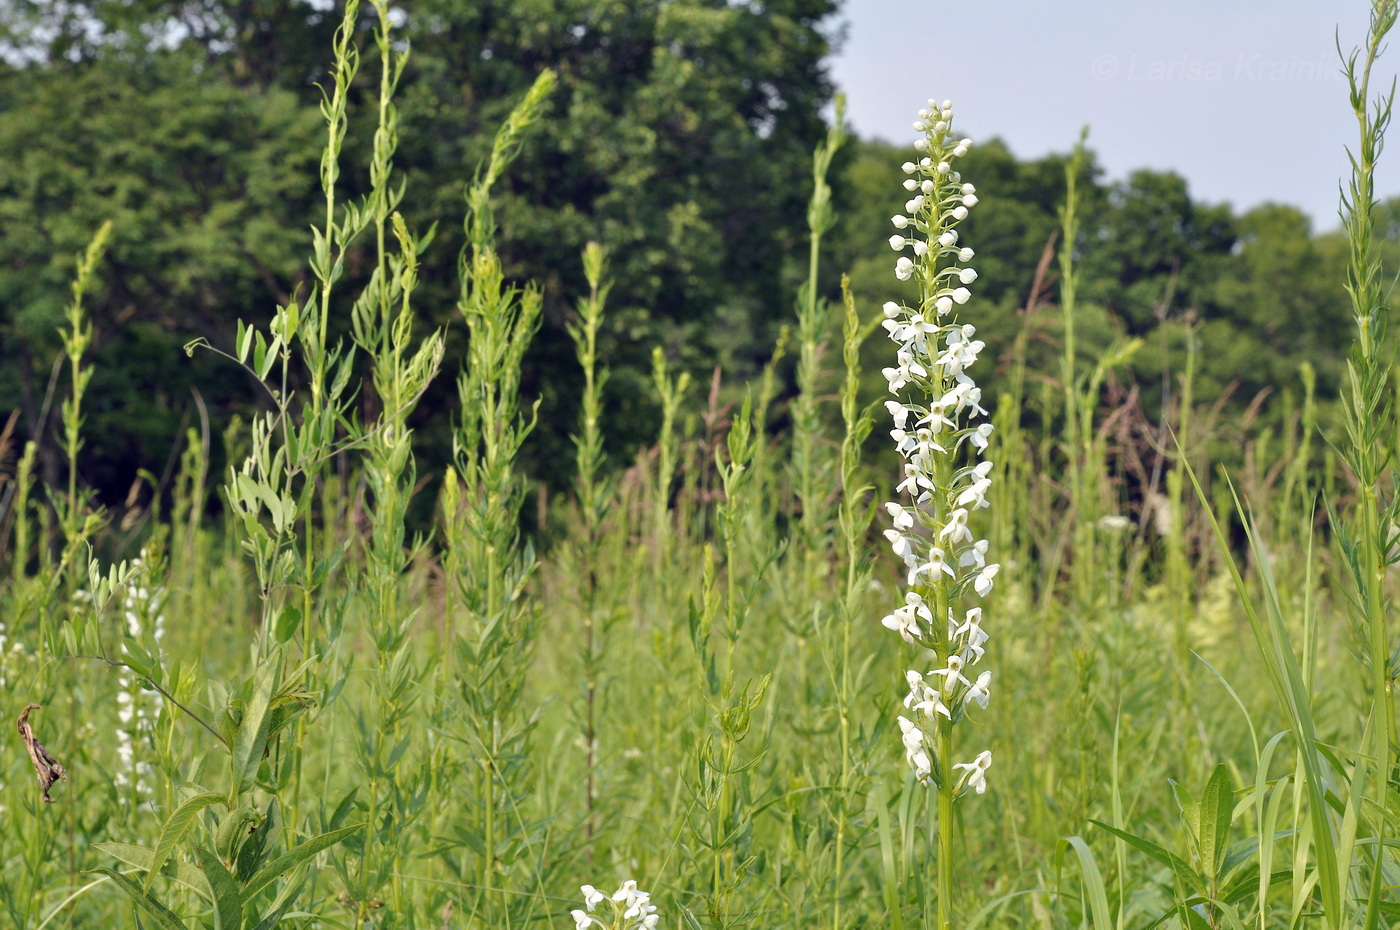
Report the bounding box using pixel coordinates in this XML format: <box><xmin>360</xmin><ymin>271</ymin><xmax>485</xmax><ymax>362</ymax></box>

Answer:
<box><xmin>881</xmin><ymin>99</ymin><xmax>995</xmax><ymax>797</ymax></box>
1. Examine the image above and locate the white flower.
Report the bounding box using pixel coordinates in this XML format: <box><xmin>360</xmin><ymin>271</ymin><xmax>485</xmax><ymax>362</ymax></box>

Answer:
<box><xmin>572</xmin><ymin>910</ymin><xmax>595</xmax><ymax>929</ymax></box>
<box><xmin>884</xmin><ymin>501</ymin><xmax>915</xmax><ymax>530</ymax></box>
<box><xmin>954</xmin><ymin>607</ymin><xmax>988</xmax><ymax>662</ymax></box>
<box><xmin>959</xmin><ymin>538</ymin><xmax>989</xmax><ymax>569</ymax></box>
<box><xmin>903</xmin><ymin>179</ymin><xmax>918</xmax><ymax>191</ymax></box>
<box><xmin>957</xmin><ymin>461</ymin><xmax>993</xmax><ymax>509</ymax></box>
<box><xmin>965</xmin><ymin>671</ymin><xmax>991</xmax><ymax>709</ymax></box>
<box><xmin>939</xmin><ymin>508</ymin><xmax>973</xmax><ymax>545</ymax></box>
<box><xmin>958</xmin><ymin>246</ymin><xmax>975</xmax><ymax>261</ymax></box>
<box><xmin>902</xmin><ymin>161</ymin><xmax>916</xmax><ymax>173</ymax></box>
<box><xmin>938</xmin><ymin>230</ymin><xmax>958</xmax><ymax>247</ymax></box>
<box><xmin>909</xmin><ymin>547</ymin><xmax>956</xmax><ymax>585</ymax></box>
<box><xmin>890</xmin><ymin>235</ymin><xmax>908</xmax><ymax>250</ymax></box>
<box><xmin>963</xmin><ymin>193</ymin><xmax>979</xmax><ymax>207</ymax></box>
<box><xmin>958</xmin><ymin>267</ymin><xmax>978</xmax><ymax>284</ymax></box>
<box><xmin>963</xmin><ymin>422</ymin><xmax>994</xmax><ymax>453</ymax></box>
<box><xmin>882</xmin><ymin>592</ymin><xmax>932</xmax><ymax>643</ymax></box>
<box><xmin>581</xmin><ymin>886</ymin><xmax>606</xmax><ymax>910</ymax></box>
<box><xmin>913</xmin><ymin>240</ymin><xmax>929</xmax><ymax>257</ymax></box>
<box><xmin>891</xmin><ymin>214</ymin><xmax>909</xmax><ymax>229</ymax></box>
<box><xmin>885</xmin><ymin>400</ymin><xmax>915</xmax><ymax>431</ymax></box>
<box><xmin>883</xmin><ymin>300</ymin><xmax>901</xmax><ymax>319</ymax></box>
<box><xmin>951</xmin><ymin>205</ymin><xmax>968</xmax><ymax>220</ymax></box>
<box><xmin>928</xmin><ymin>653</ymin><xmax>971</xmax><ymax>690</ymax></box>
<box><xmin>972</xmin><ymin>563</ymin><xmax>1000</xmax><ymax>596</ymax></box>
<box><xmin>895</xmin><ymin>257</ymin><xmax>915</xmax><ymax>281</ymax></box>
<box><xmin>906</xmin><ymin>195</ymin><xmax>925</xmax><ymax>213</ymax></box>
<box><xmin>884</xmin><ymin>529</ymin><xmax>920</xmax><ymax>566</ymax></box>
<box><xmin>896</xmin><ymin>462</ymin><xmax>935</xmax><ymax>503</ymax></box>
<box><xmin>951</xmin><ymin>286</ymin><xmax>971</xmax><ymax>304</ymax></box>
<box><xmin>921</xmin><ymin>179</ymin><xmax>935</xmax><ymax>194</ymax></box>
<box><xmin>952</xmin><ymin>144</ymin><xmax>968</xmax><ymax>157</ymax></box>
<box><xmin>898</xmin><ymin>716</ymin><xmax>933</xmax><ymax>781</ymax></box>
<box><xmin>882</xmin><ymin>347</ymin><xmax>927</xmax><ymax>392</ymax></box>
<box><xmin>937</xmin><ymin>161</ymin><xmax>950</xmax><ymax>174</ymax></box>
<box><xmin>910</xmin><ymin>678</ymin><xmax>952</xmax><ymax>720</ymax></box>
<box><xmin>953</xmin><ymin>750</ymin><xmax>992</xmax><ymax>794</ymax></box>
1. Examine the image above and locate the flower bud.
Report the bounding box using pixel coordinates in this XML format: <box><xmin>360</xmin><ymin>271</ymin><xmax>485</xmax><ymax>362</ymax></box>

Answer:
<box><xmin>891</xmin><ymin>214</ymin><xmax>909</xmax><ymax>229</ymax></box>
<box><xmin>952</xmin><ymin>286</ymin><xmax>971</xmax><ymax>304</ymax></box>
<box><xmin>895</xmin><ymin>257</ymin><xmax>915</xmax><ymax>281</ymax></box>
<box><xmin>883</xmin><ymin>300</ymin><xmax>901</xmax><ymax>318</ymax></box>
<box><xmin>952</xmin><ymin>206</ymin><xmax>968</xmax><ymax>220</ymax></box>
<box><xmin>958</xmin><ymin>247</ymin><xmax>975</xmax><ymax>261</ymax></box>
<box><xmin>958</xmin><ymin>267</ymin><xmax>978</xmax><ymax>284</ymax></box>
<box><xmin>889</xmin><ymin>235</ymin><xmax>907</xmax><ymax>251</ymax></box>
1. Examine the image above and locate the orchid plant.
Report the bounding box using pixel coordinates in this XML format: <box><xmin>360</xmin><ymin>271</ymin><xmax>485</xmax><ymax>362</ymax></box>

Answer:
<box><xmin>879</xmin><ymin>99</ymin><xmax>996</xmax><ymax>930</ymax></box>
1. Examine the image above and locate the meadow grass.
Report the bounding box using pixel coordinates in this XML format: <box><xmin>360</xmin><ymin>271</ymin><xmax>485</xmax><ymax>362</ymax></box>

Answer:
<box><xmin>2</xmin><ymin>2</ymin><xmax>1399</xmax><ymax>929</ymax></box>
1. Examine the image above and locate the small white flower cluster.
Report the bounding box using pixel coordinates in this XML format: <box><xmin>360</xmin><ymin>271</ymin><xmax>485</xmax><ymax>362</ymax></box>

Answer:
<box><xmin>0</xmin><ymin>618</ymin><xmax>33</xmax><ymax>691</ymax></box>
<box><xmin>570</xmin><ymin>881</ymin><xmax>659</xmax><ymax>930</ymax></box>
<box><xmin>882</xmin><ymin>99</ymin><xmax>995</xmax><ymax>796</ymax></box>
<box><xmin>115</xmin><ymin>549</ymin><xmax>165</xmax><ymax>809</ymax></box>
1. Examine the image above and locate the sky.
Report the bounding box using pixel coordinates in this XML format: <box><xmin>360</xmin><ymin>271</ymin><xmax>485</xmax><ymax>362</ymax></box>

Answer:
<box><xmin>828</xmin><ymin>0</ymin><xmax>1397</xmax><ymax>232</ymax></box>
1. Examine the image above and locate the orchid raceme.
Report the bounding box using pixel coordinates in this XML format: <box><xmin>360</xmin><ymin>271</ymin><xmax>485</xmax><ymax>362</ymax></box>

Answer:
<box><xmin>881</xmin><ymin>98</ymin><xmax>996</xmax><ymax>798</ymax></box>
<box><xmin>569</xmin><ymin>881</ymin><xmax>661</xmax><ymax>930</ymax></box>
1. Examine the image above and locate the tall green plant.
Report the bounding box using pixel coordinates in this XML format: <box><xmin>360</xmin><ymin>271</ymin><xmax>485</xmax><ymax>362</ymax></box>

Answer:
<box><xmin>878</xmin><ymin>98</ymin><xmax>996</xmax><ymax>930</ymax></box>
<box><xmin>439</xmin><ymin>66</ymin><xmax>556</xmax><ymax>929</ymax></box>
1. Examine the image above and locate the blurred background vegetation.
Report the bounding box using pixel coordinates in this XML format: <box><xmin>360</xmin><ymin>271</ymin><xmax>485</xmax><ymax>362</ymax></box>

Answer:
<box><xmin>0</xmin><ymin>0</ymin><xmax>1379</xmax><ymax>525</ymax></box>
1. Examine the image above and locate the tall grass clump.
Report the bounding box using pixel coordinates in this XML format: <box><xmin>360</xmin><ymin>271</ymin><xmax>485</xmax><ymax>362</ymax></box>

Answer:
<box><xmin>879</xmin><ymin>99</ymin><xmax>996</xmax><ymax>930</ymax></box>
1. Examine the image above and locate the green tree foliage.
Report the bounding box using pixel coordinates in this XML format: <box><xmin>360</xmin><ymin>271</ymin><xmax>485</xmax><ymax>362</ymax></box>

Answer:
<box><xmin>0</xmin><ymin>0</ymin><xmax>840</xmax><ymax>501</ymax></box>
<box><xmin>0</xmin><ymin>0</ymin><xmax>1375</xmax><ymax>512</ymax></box>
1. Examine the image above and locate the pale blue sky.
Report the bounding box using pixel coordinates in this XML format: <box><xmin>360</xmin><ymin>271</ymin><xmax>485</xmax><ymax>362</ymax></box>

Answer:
<box><xmin>828</xmin><ymin>0</ymin><xmax>1395</xmax><ymax>231</ymax></box>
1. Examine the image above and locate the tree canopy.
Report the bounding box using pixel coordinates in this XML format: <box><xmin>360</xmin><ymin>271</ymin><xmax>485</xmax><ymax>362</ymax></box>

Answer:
<box><xmin>0</xmin><ymin>0</ymin><xmax>1377</xmax><ymax>510</ymax></box>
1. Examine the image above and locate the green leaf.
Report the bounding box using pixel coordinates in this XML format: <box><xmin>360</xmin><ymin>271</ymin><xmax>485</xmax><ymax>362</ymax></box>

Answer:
<box><xmin>1056</xmin><ymin>837</ymin><xmax>1114</xmax><ymax>930</ymax></box>
<box><xmin>1089</xmin><ymin>819</ymin><xmax>1208</xmax><ymax>895</ymax></box>
<box><xmin>230</xmin><ymin>664</ymin><xmax>276</xmax><ymax>801</ymax></box>
<box><xmin>273</xmin><ymin>606</ymin><xmax>301</xmax><ymax>644</ymax></box>
<box><xmin>87</xmin><ymin>868</ymin><xmax>190</xmax><ymax>930</ymax></box>
<box><xmin>241</xmin><ymin>824</ymin><xmax>365</xmax><ymax>900</ymax></box>
<box><xmin>145</xmin><ymin>792</ymin><xmax>227</xmax><ymax>893</ymax></box>
<box><xmin>194</xmin><ymin>846</ymin><xmax>243</xmax><ymax>930</ymax></box>
<box><xmin>1199</xmin><ymin>763</ymin><xmax>1233</xmax><ymax>881</ymax></box>
<box><xmin>94</xmin><ymin>843</ymin><xmax>212</xmax><ymax>902</ymax></box>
